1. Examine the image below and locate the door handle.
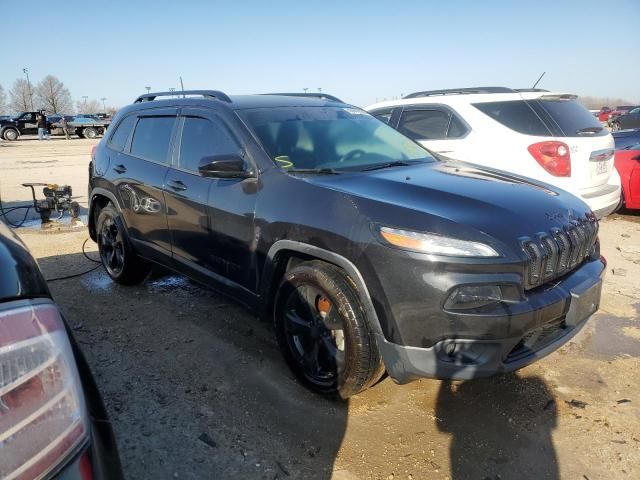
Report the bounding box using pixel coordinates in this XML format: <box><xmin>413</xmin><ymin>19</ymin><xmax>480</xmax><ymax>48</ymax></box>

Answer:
<box><xmin>167</xmin><ymin>180</ymin><xmax>188</xmax><ymax>191</ymax></box>
<box><xmin>113</xmin><ymin>164</ymin><xmax>127</xmax><ymax>174</ymax></box>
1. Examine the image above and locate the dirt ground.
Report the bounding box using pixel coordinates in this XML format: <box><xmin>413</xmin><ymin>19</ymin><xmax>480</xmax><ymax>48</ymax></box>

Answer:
<box><xmin>2</xmin><ymin>138</ymin><xmax>639</xmax><ymax>479</ymax></box>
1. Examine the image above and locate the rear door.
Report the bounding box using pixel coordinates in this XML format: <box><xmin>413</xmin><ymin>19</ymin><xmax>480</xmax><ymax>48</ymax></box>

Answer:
<box><xmin>113</xmin><ymin>109</ymin><xmax>176</xmax><ymax>258</ymax></box>
<box><xmin>396</xmin><ymin>106</ymin><xmax>469</xmax><ymax>157</ymax></box>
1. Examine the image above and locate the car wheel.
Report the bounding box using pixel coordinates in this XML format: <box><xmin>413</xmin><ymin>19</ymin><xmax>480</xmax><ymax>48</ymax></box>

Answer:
<box><xmin>83</xmin><ymin>127</ymin><xmax>98</xmax><ymax>139</ymax></box>
<box><xmin>96</xmin><ymin>204</ymin><xmax>150</xmax><ymax>285</ymax></box>
<box><xmin>3</xmin><ymin>128</ymin><xmax>18</xmax><ymax>141</ymax></box>
<box><xmin>274</xmin><ymin>260</ymin><xmax>385</xmax><ymax>398</ymax></box>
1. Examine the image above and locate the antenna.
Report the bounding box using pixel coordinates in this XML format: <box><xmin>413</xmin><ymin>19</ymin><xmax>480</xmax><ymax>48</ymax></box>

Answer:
<box><xmin>532</xmin><ymin>71</ymin><xmax>546</xmax><ymax>89</ymax></box>
<box><xmin>180</xmin><ymin>76</ymin><xmax>185</xmax><ymax>98</ymax></box>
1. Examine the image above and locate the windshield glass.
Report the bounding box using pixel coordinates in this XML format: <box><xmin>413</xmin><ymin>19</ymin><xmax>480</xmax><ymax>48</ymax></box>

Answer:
<box><xmin>239</xmin><ymin>106</ymin><xmax>434</xmax><ymax>171</ymax></box>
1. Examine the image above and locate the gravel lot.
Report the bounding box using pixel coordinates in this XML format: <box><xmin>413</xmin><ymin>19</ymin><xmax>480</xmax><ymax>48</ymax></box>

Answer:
<box><xmin>2</xmin><ymin>138</ymin><xmax>640</xmax><ymax>479</ymax></box>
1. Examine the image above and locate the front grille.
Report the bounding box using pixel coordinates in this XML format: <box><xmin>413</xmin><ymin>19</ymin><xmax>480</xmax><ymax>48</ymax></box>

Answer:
<box><xmin>521</xmin><ymin>214</ymin><xmax>598</xmax><ymax>289</ymax></box>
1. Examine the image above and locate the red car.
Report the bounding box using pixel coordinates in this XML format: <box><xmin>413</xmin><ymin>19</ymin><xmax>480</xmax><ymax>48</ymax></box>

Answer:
<box><xmin>614</xmin><ymin>143</ymin><xmax>640</xmax><ymax>210</ymax></box>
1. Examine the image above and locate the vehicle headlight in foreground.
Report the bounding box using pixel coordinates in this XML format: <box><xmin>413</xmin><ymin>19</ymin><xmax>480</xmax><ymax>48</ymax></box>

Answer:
<box><xmin>0</xmin><ymin>302</ymin><xmax>88</xmax><ymax>480</ymax></box>
<box><xmin>379</xmin><ymin>227</ymin><xmax>500</xmax><ymax>257</ymax></box>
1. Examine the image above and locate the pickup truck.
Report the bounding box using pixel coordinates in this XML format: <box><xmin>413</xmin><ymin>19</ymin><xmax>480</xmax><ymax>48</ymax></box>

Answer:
<box><xmin>0</xmin><ymin>112</ymin><xmax>109</xmax><ymax>140</ymax></box>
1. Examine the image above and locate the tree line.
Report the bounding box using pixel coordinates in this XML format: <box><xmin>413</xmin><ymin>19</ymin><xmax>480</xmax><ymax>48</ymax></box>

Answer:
<box><xmin>0</xmin><ymin>75</ymin><xmax>117</xmax><ymax>116</ymax></box>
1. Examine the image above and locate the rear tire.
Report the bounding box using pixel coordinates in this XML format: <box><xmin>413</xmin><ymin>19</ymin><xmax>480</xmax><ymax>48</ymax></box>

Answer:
<box><xmin>2</xmin><ymin>128</ymin><xmax>18</xmax><ymax>141</ymax></box>
<box><xmin>96</xmin><ymin>204</ymin><xmax>150</xmax><ymax>285</ymax></box>
<box><xmin>83</xmin><ymin>127</ymin><xmax>98</xmax><ymax>139</ymax></box>
<box><xmin>274</xmin><ymin>260</ymin><xmax>385</xmax><ymax>398</ymax></box>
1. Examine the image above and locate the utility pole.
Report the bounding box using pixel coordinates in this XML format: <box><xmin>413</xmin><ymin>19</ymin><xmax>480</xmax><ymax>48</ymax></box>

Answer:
<box><xmin>100</xmin><ymin>97</ymin><xmax>107</xmax><ymax>111</ymax></box>
<box><xmin>318</xmin><ymin>87</ymin><xmax>322</xmax><ymax>93</ymax></box>
<box><xmin>145</xmin><ymin>86</ymin><xmax>151</xmax><ymax>94</ymax></box>
<box><xmin>303</xmin><ymin>88</ymin><xmax>308</xmax><ymax>93</ymax></box>
<box><xmin>22</xmin><ymin>67</ymin><xmax>34</xmax><ymax>111</ymax></box>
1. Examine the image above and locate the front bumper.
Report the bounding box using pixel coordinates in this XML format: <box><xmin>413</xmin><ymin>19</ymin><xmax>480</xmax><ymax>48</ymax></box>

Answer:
<box><xmin>375</xmin><ymin>260</ymin><xmax>605</xmax><ymax>384</ymax></box>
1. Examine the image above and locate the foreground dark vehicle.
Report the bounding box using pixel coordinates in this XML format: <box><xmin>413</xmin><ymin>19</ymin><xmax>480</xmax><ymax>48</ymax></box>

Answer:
<box><xmin>88</xmin><ymin>90</ymin><xmax>605</xmax><ymax>398</ymax></box>
<box><xmin>0</xmin><ymin>222</ymin><xmax>123</xmax><ymax>479</ymax></box>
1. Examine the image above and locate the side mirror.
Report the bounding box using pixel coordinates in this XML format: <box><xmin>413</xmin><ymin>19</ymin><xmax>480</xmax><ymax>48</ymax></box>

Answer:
<box><xmin>198</xmin><ymin>154</ymin><xmax>252</xmax><ymax>179</ymax></box>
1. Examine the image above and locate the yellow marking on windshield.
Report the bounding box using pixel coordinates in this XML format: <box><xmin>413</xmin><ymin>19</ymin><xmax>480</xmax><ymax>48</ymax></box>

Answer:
<box><xmin>275</xmin><ymin>156</ymin><xmax>294</xmax><ymax>168</ymax></box>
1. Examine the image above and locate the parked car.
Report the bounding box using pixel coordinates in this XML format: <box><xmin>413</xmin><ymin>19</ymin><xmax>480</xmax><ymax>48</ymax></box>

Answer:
<box><xmin>597</xmin><ymin>107</ymin><xmax>612</xmax><ymax>122</ymax></box>
<box><xmin>0</xmin><ymin>220</ymin><xmax>123</xmax><ymax>479</ymax></box>
<box><xmin>608</xmin><ymin>105</ymin><xmax>638</xmax><ymax>127</ymax></box>
<box><xmin>610</xmin><ymin>107</ymin><xmax>640</xmax><ymax>131</ymax></box>
<box><xmin>366</xmin><ymin>87</ymin><xmax>621</xmax><ymax>218</ymax></box>
<box><xmin>614</xmin><ymin>143</ymin><xmax>640</xmax><ymax>210</ymax></box>
<box><xmin>88</xmin><ymin>90</ymin><xmax>606</xmax><ymax>398</ymax></box>
<box><xmin>613</xmin><ymin>129</ymin><xmax>640</xmax><ymax>150</ymax></box>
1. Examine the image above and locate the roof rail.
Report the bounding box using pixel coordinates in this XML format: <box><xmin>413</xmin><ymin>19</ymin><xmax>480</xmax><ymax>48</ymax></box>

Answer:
<box><xmin>403</xmin><ymin>87</ymin><xmax>514</xmax><ymax>99</ymax></box>
<box><xmin>263</xmin><ymin>92</ymin><xmax>344</xmax><ymax>103</ymax></box>
<box><xmin>514</xmin><ymin>88</ymin><xmax>549</xmax><ymax>93</ymax></box>
<box><xmin>133</xmin><ymin>90</ymin><xmax>232</xmax><ymax>104</ymax></box>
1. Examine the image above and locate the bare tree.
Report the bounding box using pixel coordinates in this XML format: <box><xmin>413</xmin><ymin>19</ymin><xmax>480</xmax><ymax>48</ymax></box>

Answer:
<box><xmin>76</xmin><ymin>98</ymin><xmax>102</xmax><ymax>114</ymax></box>
<box><xmin>0</xmin><ymin>84</ymin><xmax>6</xmax><ymax>115</ymax></box>
<box><xmin>578</xmin><ymin>96</ymin><xmax>638</xmax><ymax>110</ymax></box>
<box><xmin>9</xmin><ymin>79</ymin><xmax>33</xmax><ymax>112</ymax></box>
<box><xmin>35</xmin><ymin>75</ymin><xmax>74</xmax><ymax>114</ymax></box>
<box><xmin>105</xmin><ymin>106</ymin><xmax>118</xmax><ymax>117</ymax></box>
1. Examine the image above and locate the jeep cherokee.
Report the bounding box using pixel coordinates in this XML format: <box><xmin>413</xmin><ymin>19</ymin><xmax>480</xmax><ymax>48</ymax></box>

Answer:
<box><xmin>88</xmin><ymin>90</ymin><xmax>605</xmax><ymax>398</ymax></box>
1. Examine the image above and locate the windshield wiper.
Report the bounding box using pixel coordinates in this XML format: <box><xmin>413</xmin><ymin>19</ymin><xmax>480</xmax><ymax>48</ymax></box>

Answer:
<box><xmin>285</xmin><ymin>168</ymin><xmax>340</xmax><ymax>175</ymax></box>
<box><xmin>576</xmin><ymin>126</ymin><xmax>603</xmax><ymax>134</ymax></box>
<box><xmin>359</xmin><ymin>161</ymin><xmax>414</xmax><ymax>171</ymax></box>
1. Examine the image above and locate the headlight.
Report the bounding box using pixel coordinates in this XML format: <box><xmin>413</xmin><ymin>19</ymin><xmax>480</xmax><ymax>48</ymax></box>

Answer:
<box><xmin>379</xmin><ymin>227</ymin><xmax>500</xmax><ymax>257</ymax></box>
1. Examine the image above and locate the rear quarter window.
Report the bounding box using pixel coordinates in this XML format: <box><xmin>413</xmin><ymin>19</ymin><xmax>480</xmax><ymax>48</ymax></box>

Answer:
<box><xmin>108</xmin><ymin>115</ymin><xmax>136</xmax><ymax>152</ymax></box>
<box><xmin>473</xmin><ymin>100</ymin><xmax>551</xmax><ymax>136</ymax></box>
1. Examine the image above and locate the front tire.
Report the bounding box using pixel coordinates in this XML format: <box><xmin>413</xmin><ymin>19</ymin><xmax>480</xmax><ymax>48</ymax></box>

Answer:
<box><xmin>274</xmin><ymin>261</ymin><xmax>385</xmax><ymax>398</ymax></box>
<box><xmin>96</xmin><ymin>204</ymin><xmax>150</xmax><ymax>285</ymax></box>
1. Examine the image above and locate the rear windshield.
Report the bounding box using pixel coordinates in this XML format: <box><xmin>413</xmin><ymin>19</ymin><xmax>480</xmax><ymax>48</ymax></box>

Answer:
<box><xmin>473</xmin><ymin>97</ymin><xmax>607</xmax><ymax>137</ymax></box>
<box><xmin>239</xmin><ymin>106</ymin><xmax>434</xmax><ymax>171</ymax></box>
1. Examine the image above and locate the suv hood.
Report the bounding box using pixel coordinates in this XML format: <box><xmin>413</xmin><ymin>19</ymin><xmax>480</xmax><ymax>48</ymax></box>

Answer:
<box><xmin>306</xmin><ymin>160</ymin><xmax>591</xmax><ymax>242</ymax></box>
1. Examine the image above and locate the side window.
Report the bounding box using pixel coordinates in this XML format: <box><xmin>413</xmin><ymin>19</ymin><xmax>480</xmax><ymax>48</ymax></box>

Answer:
<box><xmin>447</xmin><ymin>114</ymin><xmax>467</xmax><ymax>138</ymax></box>
<box><xmin>108</xmin><ymin>115</ymin><xmax>137</xmax><ymax>152</ymax></box>
<box><xmin>398</xmin><ymin>110</ymin><xmax>450</xmax><ymax>140</ymax></box>
<box><xmin>130</xmin><ymin>116</ymin><xmax>176</xmax><ymax>164</ymax></box>
<box><xmin>371</xmin><ymin>109</ymin><xmax>393</xmax><ymax>124</ymax></box>
<box><xmin>178</xmin><ymin>116</ymin><xmax>241</xmax><ymax>172</ymax></box>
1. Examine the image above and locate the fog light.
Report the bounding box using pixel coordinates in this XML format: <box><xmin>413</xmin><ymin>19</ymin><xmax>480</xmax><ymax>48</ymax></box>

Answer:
<box><xmin>444</xmin><ymin>285</ymin><xmax>502</xmax><ymax>310</ymax></box>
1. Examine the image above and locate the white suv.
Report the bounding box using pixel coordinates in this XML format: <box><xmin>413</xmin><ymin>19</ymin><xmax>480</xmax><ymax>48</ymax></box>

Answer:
<box><xmin>365</xmin><ymin>87</ymin><xmax>621</xmax><ymax>218</ymax></box>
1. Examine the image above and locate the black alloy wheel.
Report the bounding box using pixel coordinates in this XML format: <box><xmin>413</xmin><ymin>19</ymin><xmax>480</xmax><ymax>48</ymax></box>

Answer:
<box><xmin>98</xmin><ymin>216</ymin><xmax>125</xmax><ymax>277</ymax></box>
<box><xmin>282</xmin><ymin>283</ymin><xmax>346</xmax><ymax>388</ymax></box>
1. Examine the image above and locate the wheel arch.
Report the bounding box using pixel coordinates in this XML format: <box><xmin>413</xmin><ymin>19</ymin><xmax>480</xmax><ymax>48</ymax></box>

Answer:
<box><xmin>260</xmin><ymin>240</ymin><xmax>383</xmax><ymax>337</ymax></box>
<box><xmin>88</xmin><ymin>188</ymin><xmax>123</xmax><ymax>241</ymax></box>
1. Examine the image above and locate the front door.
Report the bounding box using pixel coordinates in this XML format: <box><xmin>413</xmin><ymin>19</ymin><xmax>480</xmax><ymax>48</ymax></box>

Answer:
<box><xmin>165</xmin><ymin>108</ymin><xmax>258</xmax><ymax>292</ymax></box>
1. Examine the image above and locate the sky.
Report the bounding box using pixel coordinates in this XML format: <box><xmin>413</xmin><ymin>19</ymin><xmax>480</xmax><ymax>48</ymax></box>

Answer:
<box><xmin>2</xmin><ymin>0</ymin><xmax>639</xmax><ymax>110</ymax></box>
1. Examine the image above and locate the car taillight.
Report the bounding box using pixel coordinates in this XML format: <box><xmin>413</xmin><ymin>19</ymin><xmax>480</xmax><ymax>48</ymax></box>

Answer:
<box><xmin>528</xmin><ymin>141</ymin><xmax>571</xmax><ymax>177</ymax></box>
<box><xmin>0</xmin><ymin>302</ymin><xmax>88</xmax><ymax>480</ymax></box>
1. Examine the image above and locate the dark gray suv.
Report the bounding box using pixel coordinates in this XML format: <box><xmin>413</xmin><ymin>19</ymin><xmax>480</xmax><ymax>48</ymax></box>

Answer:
<box><xmin>88</xmin><ymin>90</ymin><xmax>605</xmax><ymax>398</ymax></box>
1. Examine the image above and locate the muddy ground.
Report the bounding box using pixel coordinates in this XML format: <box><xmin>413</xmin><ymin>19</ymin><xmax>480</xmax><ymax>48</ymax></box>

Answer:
<box><xmin>2</xmin><ymin>139</ymin><xmax>640</xmax><ymax>479</ymax></box>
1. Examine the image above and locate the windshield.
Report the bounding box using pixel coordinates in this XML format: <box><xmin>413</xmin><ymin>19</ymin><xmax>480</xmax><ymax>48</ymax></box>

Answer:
<box><xmin>239</xmin><ymin>106</ymin><xmax>434</xmax><ymax>171</ymax></box>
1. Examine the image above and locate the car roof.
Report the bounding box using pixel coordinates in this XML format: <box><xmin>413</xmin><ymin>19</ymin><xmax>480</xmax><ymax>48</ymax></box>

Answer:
<box><xmin>366</xmin><ymin>90</ymin><xmax>575</xmax><ymax>110</ymax></box>
<box><xmin>121</xmin><ymin>92</ymin><xmax>349</xmax><ymax>116</ymax></box>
